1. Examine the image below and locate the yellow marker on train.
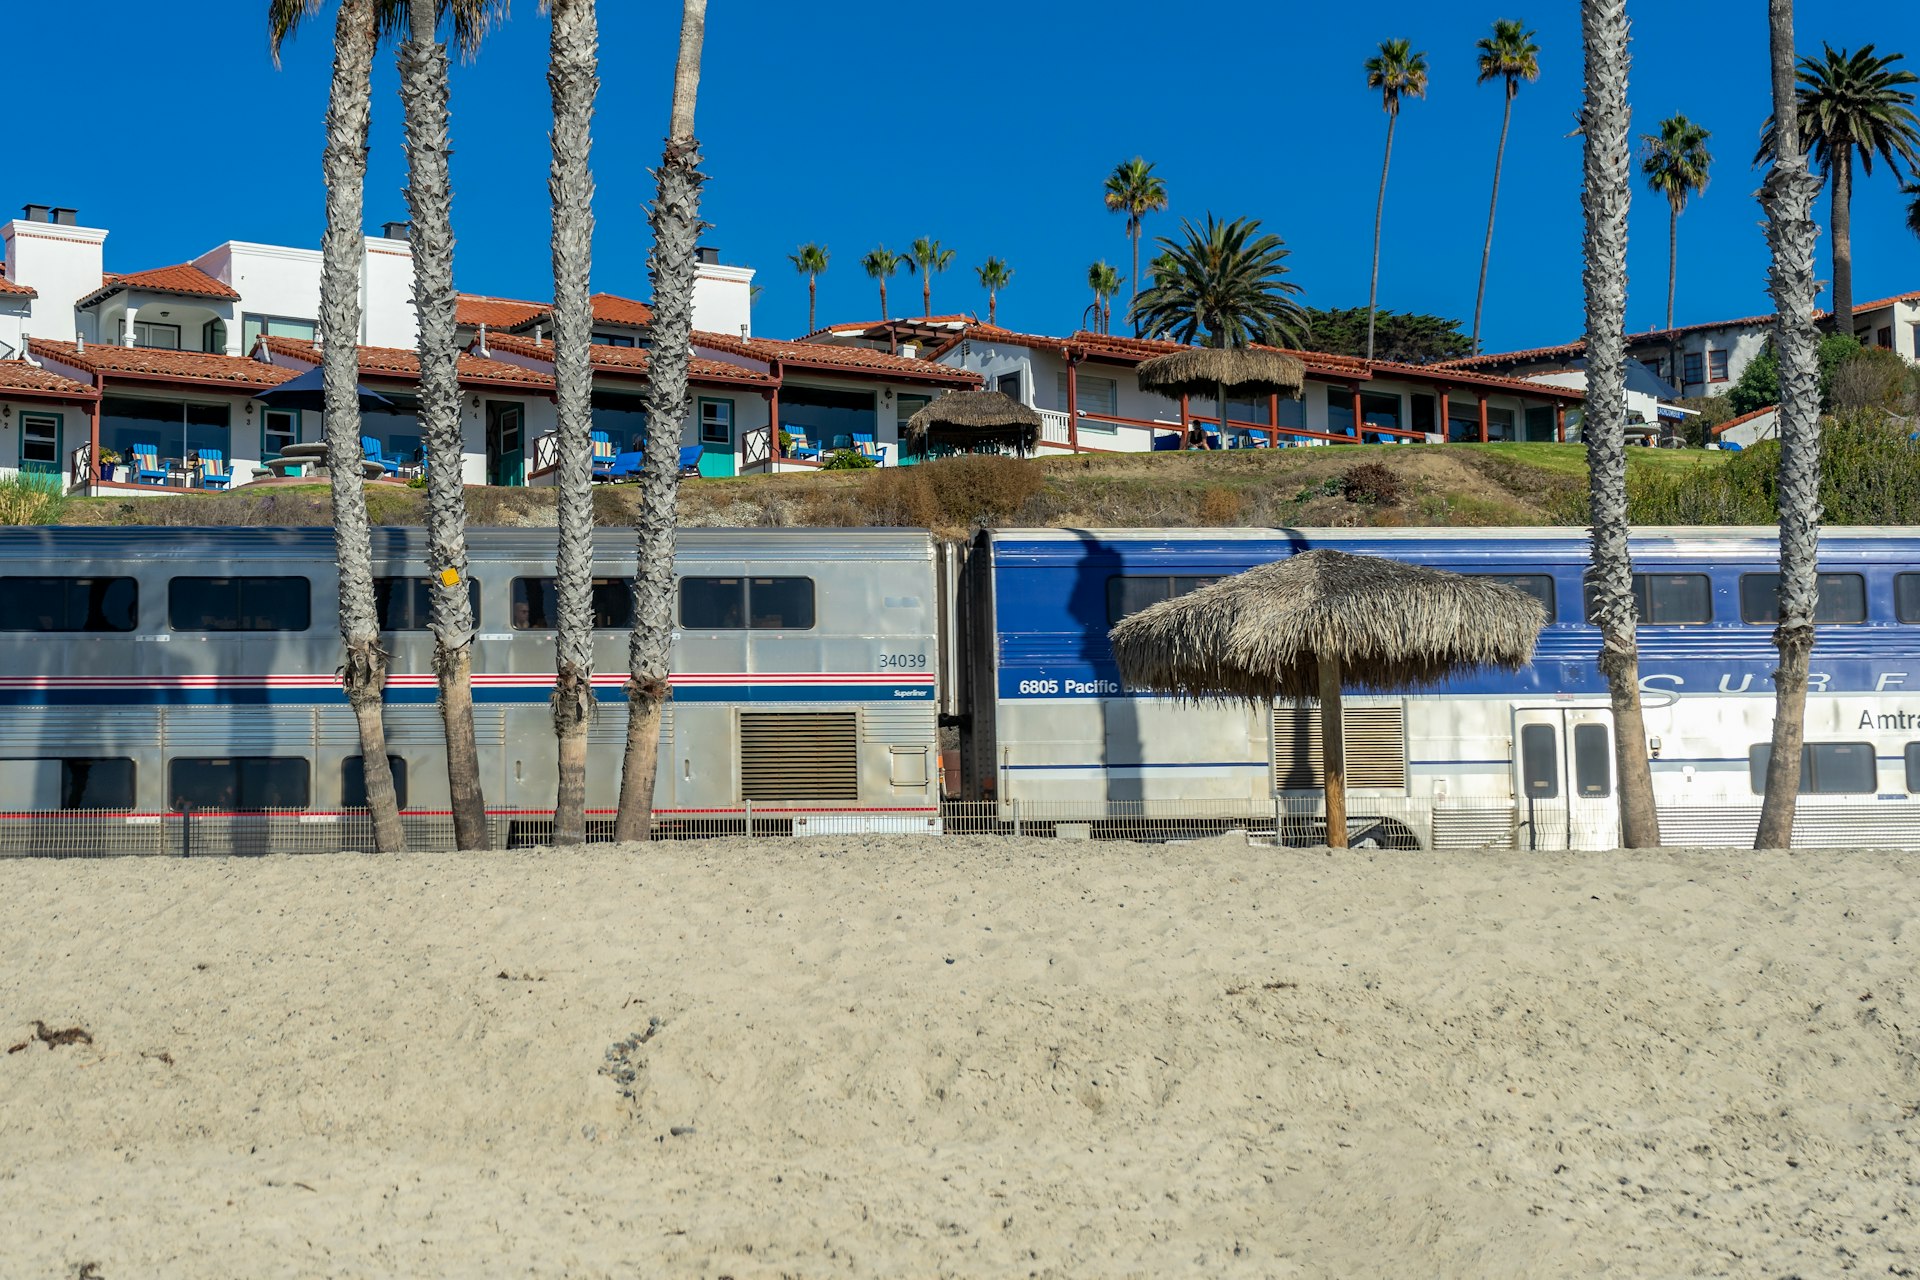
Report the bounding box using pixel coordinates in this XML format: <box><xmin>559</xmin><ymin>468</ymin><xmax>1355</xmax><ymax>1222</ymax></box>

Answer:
<box><xmin>440</xmin><ymin>567</ymin><xmax>460</xmax><ymax>587</ymax></box>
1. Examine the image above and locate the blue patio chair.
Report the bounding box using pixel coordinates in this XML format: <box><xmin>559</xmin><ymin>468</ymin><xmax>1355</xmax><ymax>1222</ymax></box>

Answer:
<box><xmin>852</xmin><ymin>431</ymin><xmax>882</xmax><ymax>462</ymax></box>
<box><xmin>677</xmin><ymin>444</ymin><xmax>704</xmax><ymax>478</ymax></box>
<box><xmin>1151</xmin><ymin>432</ymin><xmax>1181</xmax><ymax>452</ymax></box>
<box><xmin>829</xmin><ymin>434</ymin><xmax>852</xmax><ymax>452</ymax></box>
<box><xmin>590</xmin><ymin>431</ymin><xmax>617</xmax><ymax>480</ymax></box>
<box><xmin>196</xmin><ymin>449</ymin><xmax>232</xmax><ymax>491</ymax></box>
<box><xmin>606</xmin><ymin>450</ymin><xmax>644</xmax><ymax>481</ymax></box>
<box><xmin>131</xmin><ymin>443</ymin><xmax>168</xmax><ymax>485</ymax></box>
<box><xmin>784</xmin><ymin>427</ymin><xmax>821</xmax><ymax>461</ymax></box>
<box><xmin>361</xmin><ymin>435</ymin><xmax>400</xmax><ymax>475</ymax></box>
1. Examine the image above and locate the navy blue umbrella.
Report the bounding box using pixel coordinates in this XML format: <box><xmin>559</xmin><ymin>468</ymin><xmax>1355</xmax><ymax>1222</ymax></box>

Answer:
<box><xmin>252</xmin><ymin>364</ymin><xmax>395</xmax><ymax>413</ymax></box>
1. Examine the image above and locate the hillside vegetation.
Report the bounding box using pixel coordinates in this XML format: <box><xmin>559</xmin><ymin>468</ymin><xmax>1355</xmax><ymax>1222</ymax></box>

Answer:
<box><xmin>22</xmin><ymin>413</ymin><xmax>1920</xmax><ymax>536</ymax></box>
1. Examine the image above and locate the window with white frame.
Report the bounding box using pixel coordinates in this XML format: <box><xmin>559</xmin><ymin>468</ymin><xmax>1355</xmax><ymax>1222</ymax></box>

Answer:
<box><xmin>241</xmin><ymin>314</ymin><xmax>318</xmax><ymax>352</ymax></box>
<box><xmin>1057</xmin><ymin>372</ymin><xmax>1119</xmax><ymax>429</ymax></box>
<box><xmin>117</xmin><ymin>319</ymin><xmax>181</xmax><ymax>350</ymax></box>
<box><xmin>20</xmin><ymin>412</ymin><xmax>60</xmax><ymax>470</ymax></box>
<box><xmin>699</xmin><ymin>399</ymin><xmax>732</xmax><ymax>446</ymax></box>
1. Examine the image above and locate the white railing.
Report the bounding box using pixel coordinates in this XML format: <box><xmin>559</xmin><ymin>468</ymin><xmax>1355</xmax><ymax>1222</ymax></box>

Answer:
<box><xmin>529</xmin><ymin>430</ymin><xmax>560</xmax><ymax>476</ymax></box>
<box><xmin>1038</xmin><ymin>409</ymin><xmax>1072</xmax><ymax>447</ymax></box>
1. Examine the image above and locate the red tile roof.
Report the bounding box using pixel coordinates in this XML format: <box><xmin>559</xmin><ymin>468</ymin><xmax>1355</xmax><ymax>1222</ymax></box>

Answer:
<box><xmin>590</xmin><ymin>293</ymin><xmax>652</xmax><ymax>328</ymax></box>
<box><xmin>29</xmin><ymin>338</ymin><xmax>296</xmax><ymax>388</ymax></box>
<box><xmin>0</xmin><ymin>359</ymin><xmax>96</xmax><ymax>400</ymax></box>
<box><xmin>484</xmin><ymin>331</ymin><xmax>776</xmax><ymax>386</ymax></box>
<box><xmin>456</xmin><ymin>292</ymin><xmax>548</xmax><ymax>329</ymax></box>
<box><xmin>0</xmin><ymin>273</ymin><xmax>35</xmax><ymax>298</ymax></box>
<box><xmin>261</xmin><ymin>333</ymin><xmax>556</xmax><ymax>390</ymax></box>
<box><xmin>807</xmin><ymin>314</ymin><xmax>975</xmax><ymax>341</ymax></box>
<box><xmin>77</xmin><ymin>264</ymin><xmax>241</xmax><ymax>307</ymax></box>
<box><xmin>1712</xmin><ymin>404</ymin><xmax>1777</xmax><ymax>436</ymax></box>
<box><xmin>699</xmin><ymin>332</ymin><xmax>980</xmax><ymax>385</ymax></box>
<box><xmin>1844</xmin><ymin>290</ymin><xmax>1920</xmax><ymax>314</ymax></box>
<box><xmin>1432</xmin><ymin>340</ymin><xmax>1588</xmax><ymax>371</ymax></box>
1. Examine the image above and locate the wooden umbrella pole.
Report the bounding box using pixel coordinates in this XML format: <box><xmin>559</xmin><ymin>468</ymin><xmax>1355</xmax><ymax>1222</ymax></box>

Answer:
<box><xmin>1318</xmin><ymin>655</ymin><xmax>1348</xmax><ymax>848</ymax></box>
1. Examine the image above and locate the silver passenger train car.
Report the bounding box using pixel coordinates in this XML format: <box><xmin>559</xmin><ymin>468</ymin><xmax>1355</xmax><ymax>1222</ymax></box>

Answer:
<box><xmin>0</xmin><ymin>527</ymin><xmax>942</xmax><ymax>838</ymax></box>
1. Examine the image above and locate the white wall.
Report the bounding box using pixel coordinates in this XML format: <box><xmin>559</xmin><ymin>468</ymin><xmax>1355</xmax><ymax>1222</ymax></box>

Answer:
<box><xmin>1626</xmin><ymin>325</ymin><xmax>1770</xmax><ymax>397</ymax></box>
<box><xmin>0</xmin><ymin>297</ymin><xmax>29</xmax><ymax>359</ymax></box>
<box><xmin>198</xmin><ymin>241</ymin><xmax>324</xmax><ymax>355</ymax></box>
<box><xmin>1</xmin><ymin>218</ymin><xmax>106</xmax><ymax>343</ymax></box>
<box><xmin>361</xmin><ymin>237</ymin><xmax>418</xmax><ymax>348</ymax></box>
<box><xmin>692</xmin><ymin>262</ymin><xmax>754</xmax><ymax>340</ymax></box>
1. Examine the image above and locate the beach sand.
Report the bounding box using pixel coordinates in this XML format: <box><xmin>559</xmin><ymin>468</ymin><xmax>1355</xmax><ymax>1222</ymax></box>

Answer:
<box><xmin>2</xmin><ymin>835</ymin><xmax>1916</xmax><ymax>1278</ymax></box>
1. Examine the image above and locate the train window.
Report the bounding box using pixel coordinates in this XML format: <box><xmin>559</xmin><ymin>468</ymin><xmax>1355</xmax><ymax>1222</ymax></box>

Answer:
<box><xmin>1519</xmin><ymin>724</ymin><xmax>1559</xmax><ymax>798</ymax></box>
<box><xmin>1737</xmin><ymin>573</ymin><xmax>1867</xmax><ymax>624</ymax></box>
<box><xmin>1897</xmin><ymin>574</ymin><xmax>1920</xmax><ymax>623</ymax></box>
<box><xmin>1908</xmin><ymin>744</ymin><xmax>1920</xmax><ymax>793</ymax></box>
<box><xmin>341</xmin><ymin>756</ymin><xmax>408</xmax><ymax>810</ymax></box>
<box><xmin>0</xmin><ymin>758</ymin><xmax>135</xmax><ymax>809</ymax></box>
<box><xmin>1583</xmin><ymin>573</ymin><xmax>1712</xmax><ymax>625</ymax></box>
<box><xmin>1478</xmin><ymin>574</ymin><xmax>1556</xmax><ymax>619</ymax></box>
<box><xmin>509</xmin><ymin>577</ymin><xmax>633</xmax><ymax>630</ymax></box>
<box><xmin>169</xmin><ymin>757</ymin><xmax>310</xmax><ymax>811</ymax></box>
<box><xmin>1572</xmin><ymin>724</ymin><xmax>1611</xmax><ymax>797</ymax></box>
<box><xmin>170</xmin><ymin>576</ymin><xmax>310</xmax><ymax>632</ymax></box>
<box><xmin>679</xmin><ymin>577</ymin><xmax>816</xmax><ymax>630</ymax></box>
<box><xmin>0</xmin><ymin>576</ymin><xmax>138</xmax><ymax>632</ymax></box>
<box><xmin>1747</xmin><ymin>742</ymin><xmax>1878</xmax><ymax>795</ymax></box>
<box><xmin>374</xmin><ymin>577</ymin><xmax>479</xmax><ymax>630</ymax></box>
<box><xmin>1105</xmin><ymin>575</ymin><xmax>1221</xmax><ymax>624</ymax></box>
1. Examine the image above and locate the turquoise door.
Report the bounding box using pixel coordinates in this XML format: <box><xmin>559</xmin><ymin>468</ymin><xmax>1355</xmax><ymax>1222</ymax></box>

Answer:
<box><xmin>698</xmin><ymin>398</ymin><xmax>735</xmax><ymax>477</ymax></box>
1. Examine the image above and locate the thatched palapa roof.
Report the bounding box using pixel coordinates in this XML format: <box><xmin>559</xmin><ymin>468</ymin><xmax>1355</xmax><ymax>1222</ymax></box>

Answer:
<box><xmin>1135</xmin><ymin>347</ymin><xmax>1306</xmax><ymax>400</ymax></box>
<box><xmin>905</xmin><ymin>390</ymin><xmax>1042</xmax><ymax>453</ymax></box>
<box><xmin>1108</xmin><ymin>549</ymin><xmax>1546</xmax><ymax>702</ymax></box>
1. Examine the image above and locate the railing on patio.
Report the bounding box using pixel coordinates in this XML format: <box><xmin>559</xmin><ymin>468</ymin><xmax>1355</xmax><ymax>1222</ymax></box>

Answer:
<box><xmin>740</xmin><ymin>424</ymin><xmax>772</xmax><ymax>472</ymax></box>
<box><xmin>68</xmin><ymin>441</ymin><xmax>94</xmax><ymax>491</ymax></box>
<box><xmin>528</xmin><ymin>429</ymin><xmax>560</xmax><ymax>480</ymax></box>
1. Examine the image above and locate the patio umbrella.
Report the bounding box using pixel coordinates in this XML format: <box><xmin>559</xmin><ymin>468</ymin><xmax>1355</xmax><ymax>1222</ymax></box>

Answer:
<box><xmin>1135</xmin><ymin>347</ymin><xmax>1305</xmax><ymax>446</ymax></box>
<box><xmin>251</xmin><ymin>364</ymin><xmax>396</xmax><ymax>414</ymax></box>
<box><xmin>904</xmin><ymin>390</ymin><xmax>1042</xmax><ymax>455</ymax></box>
<box><xmin>1108</xmin><ymin>549</ymin><xmax>1546</xmax><ymax>847</ymax></box>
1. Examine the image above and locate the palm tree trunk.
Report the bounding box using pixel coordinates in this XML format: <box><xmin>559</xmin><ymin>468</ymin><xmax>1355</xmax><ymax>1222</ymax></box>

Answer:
<box><xmin>1755</xmin><ymin>0</ymin><xmax>1824</xmax><ymax>850</ymax></box>
<box><xmin>922</xmin><ymin>272</ymin><xmax>931</xmax><ymax>319</ymax></box>
<box><xmin>1472</xmin><ymin>88</ymin><xmax>1516</xmax><ymax>355</ymax></box>
<box><xmin>988</xmin><ymin>288</ymin><xmax>996</xmax><ymax>325</ymax></box>
<box><xmin>323</xmin><ymin>0</ymin><xmax>405</xmax><ymax>854</ymax></box>
<box><xmin>807</xmin><ymin>275</ymin><xmax>816</xmax><ymax>334</ymax></box>
<box><xmin>1580</xmin><ymin>0</ymin><xmax>1660</xmax><ymax>848</ymax></box>
<box><xmin>548</xmin><ymin>0</ymin><xmax>599</xmax><ymax>847</ymax></box>
<box><xmin>879</xmin><ymin>278</ymin><xmax>888</xmax><ymax>321</ymax></box>
<box><xmin>1129</xmin><ymin>220</ymin><xmax>1141</xmax><ymax>337</ymax></box>
<box><xmin>1666</xmin><ymin>203</ymin><xmax>1678</xmax><ymax>331</ymax></box>
<box><xmin>1830</xmin><ymin>143</ymin><xmax>1853</xmax><ymax>338</ymax></box>
<box><xmin>401</xmin><ymin>0</ymin><xmax>488</xmax><ymax>851</ymax></box>
<box><xmin>1367</xmin><ymin>109</ymin><xmax>1397</xmax><ymax>363</ymax></box>
<box><xmin>1318</xmin><ymin>657</ymin><xmax>1347</xmax><ymax>850</ymax></box>
<box><xmin>614</xmin><ymin>0</ymin><xmax>706</xmax><ymax>844</ymax></box>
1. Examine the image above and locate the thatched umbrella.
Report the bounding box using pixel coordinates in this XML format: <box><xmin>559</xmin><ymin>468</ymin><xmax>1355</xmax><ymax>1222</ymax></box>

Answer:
<box><xmin>1108</xmin><ymin>550</ymin><xmax>1546</xmax><ymax>847</ymax></box>
<box><xmin>905</xmin><ymin>390</ymin><xmax>1042</xmax><ymax>455</ymax></box>
<box><xmin>1135</xmin><ymin>347</ymin><xmax>1305</xmax><ymax>447</ymax></box>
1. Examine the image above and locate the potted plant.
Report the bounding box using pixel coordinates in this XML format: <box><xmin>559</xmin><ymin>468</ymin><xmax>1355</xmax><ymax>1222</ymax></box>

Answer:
<box><xmin>98</xmin><ymin>447</ymin><xmax>129</xmax><ymax>483</ymax></box>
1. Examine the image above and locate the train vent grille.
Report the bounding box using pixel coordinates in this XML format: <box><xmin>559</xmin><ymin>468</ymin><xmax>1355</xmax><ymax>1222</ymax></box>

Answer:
<box><xmin>862</xmin><ymin>706</ymin><xmax>934</xmax><ymax>746</ymax></box>
<box><xmin>1273</xmin><ymin>704</ymin><xmax>1406</xmax><ymax>791</ymax></box>
<box><xmin>586</xmin><ymin>706</ymin><xmax>670</xmax><ymax>746</ymax></box>
<box><xmin>739</xmin><ymin>712</ymin><xmax>857</xmax><ymax>802</ymax></box>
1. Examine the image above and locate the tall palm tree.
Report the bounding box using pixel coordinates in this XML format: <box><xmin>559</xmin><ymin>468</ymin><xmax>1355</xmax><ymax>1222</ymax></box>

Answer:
<box><xmin>788</xmin><ymin>242</ymin><xmax>828</xmax><ymax>334</ymax></box>
<box><xmin>1578</xmin><ymin>0</ymin><xmax>1659</xmax><ymax>847</ymax></box>
<box><xmin>1472</xmin><ymin>18</ymin><xmax>1541</xmax><ymax>354</ymax></box>
<box><xmin>399</xmin><ymin>0</ymin><xmax>491</xmax><ymax>849</ymax></box>
<box><xmin>1130</xmin><ymin>214</ymin><xmax>1307</xmax><ymax>455</ymax></box>
<box><xmin>1640</xmin><ymin>113</ymin><xmax>1712</xmax><ymax>332</ymax></box>
<box><xmin>975</xmin><ymin>256</ymin><xmax>1012</xmax><ymax>325</ymax></box>
<box><xmin>614</xmin><ymin>0</ymin><xmax>706</xmax><ymax>843</ymax></box>
<box><xmin>1086</xmin><ymin>261</ymin><xmax>1123</xmax><ymax>334</ymax></box>
<box><xmin>905</xmin><ymin>236</ymin><xmax>954</xmax><ymax>317</ymax></box>
<box><xmin>1363</xmin><ymin>39</ymin><xmax>1429</xmax><ymax>362</ymax></box>
<box><xmin>269</xmin><ymin>0</ymin><xmax>405</xmax><ymax>852</ymax></box>
<box><xmin>1754</xmin><ymin>0</ymin><xmax>1826</xmax><ymax>849</ymax></box>
<box><xmin>1758</xmin><ymin>44</ymin><xmax>1920</xmax><ymax>336</ymax></box>
<box><xmin>546</xmin><ymin>0</ymin><xmax>597</xmax><ymax>846</ymax></box>
<box><xmin>861</xmin><ymin>246</ymin><xmax>902</xmax><ymax>321</ymax></box>
<box><xmin>1102</xmin><ymin>157</ymin><xmax>1168</xmax><ymax>336</ymax></box>
<box><xmin>1906</xmin><ymin>182</ymin><xmax>1920</xmax><ymax>238</ymax></box>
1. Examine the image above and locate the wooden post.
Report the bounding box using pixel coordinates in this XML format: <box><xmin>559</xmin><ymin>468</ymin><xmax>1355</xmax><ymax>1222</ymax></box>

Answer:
<box><xmin>1555</xmin><ymin>402</ymin><xmax>1566</xmax><ymax>443</ymax></box>
<box><xmin>1318</xmin><ymin>655</ymin><xmax>1347</xmax><ymax>849</ymax></box>
<box><xmin>1065</xmin><ymin>358</ymin><xmax>1080</xmax><ymax>453</ymax></box>
<box><xmin>1178</xmin><ymin>391</ymin><xmax>1189</xmax><ymax>450</ymax></box>
<box><xmin>1268</xmin><ymin>392</ymin><xmax>1281</xmax><ymax>447</ymax></box>
<box><xmin>1478</xmin><ymin>393</ymin><xmax>1489</xmax><ymax>443</ymax></box>
<box><xmin>88</xmin><ymin>395</ymin><xmax>102</xmax><ymax>490</ymax></box>
<box><xmin>1438</xmin><ymin>386</ymin><xmax>1450</xmax><ymax>442</ymax></box>
<box><xmin>1350</xmin><ymin>385</ymin><xmax>1363</xmax><ymax>441</ymax></box>
<box><xmin>767</xmin><ymin>386</ymin><xmax>780</xmax><ymax>466</ymax></box>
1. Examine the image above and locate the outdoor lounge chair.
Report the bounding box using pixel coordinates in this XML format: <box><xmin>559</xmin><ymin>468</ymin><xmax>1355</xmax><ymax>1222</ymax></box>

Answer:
<box><xmin>196</xmin><ymin>449</ymin><xmax>232</xmax><ymax>490</ymax></box>
<box><xmin>784</xmin><ymin>427</ymin><xmax>821</xmax><ymax>461</ymax></box>
<box><xmin>361</xmin><ymin>436</ymin><xmax>401</xmax><ymax>475</ymax></box>
<box><xmin>131</xmin><ymin>443</ymin><xmax>168</xmax><ymax>485</ymax></box>
<box><xmin>590</xmin><ymin>431</ymin><xmax>618</xmax><ymax>481</ymax></box>
<box><xmin>852</xmin><ymin>431</ymin><xmax>881</xmax><ymax>461</ymax></box>
<box><xmin>677</xmin><ymin>445</ymin><xmax>704</xmax><ymax>478</ymax></box>
<box><xmin>606</xmin><ymin>450</ymin><xmax>644</xmax><ymax>481</ymax></box>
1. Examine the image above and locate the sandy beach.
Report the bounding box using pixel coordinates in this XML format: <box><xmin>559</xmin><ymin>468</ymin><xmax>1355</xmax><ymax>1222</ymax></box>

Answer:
<box><xmin>2</xmin><ymin>835</ymin><xmax>1916</xmax><ymax>1278</ymax></box>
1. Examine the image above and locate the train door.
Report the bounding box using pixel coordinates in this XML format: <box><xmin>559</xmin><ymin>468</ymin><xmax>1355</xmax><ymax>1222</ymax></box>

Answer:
<box><xmin>1510</xmin><ymin>707</ymin><xmax>1618</xmax><ymax>850</ymax></box>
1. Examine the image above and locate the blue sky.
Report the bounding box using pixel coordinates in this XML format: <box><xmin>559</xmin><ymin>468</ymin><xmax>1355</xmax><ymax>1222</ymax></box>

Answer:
<box><xmin>9</xmin><ymin>2</ymin><xmax>1919</xmax><ymax>351</ymax></box>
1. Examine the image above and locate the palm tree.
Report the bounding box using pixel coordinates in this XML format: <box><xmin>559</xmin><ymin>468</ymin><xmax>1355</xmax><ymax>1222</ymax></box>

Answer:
<box><xmin>1102</xmin><ymin>157</ymin><xmax>1168</xmax><ymax>336</ymax></box>
<box><xmin>1086</xmin><ymin>261</ymin><xmax>1123</xmax><ymax>334</ymax></box>
<box><xmin>1130</xmin><ymin>214</ymin><xmax>1307</xmax><ymax>455</ymax></box>
<box><xmin>1640</xmin><ymin>113</ymin><xmax>1712</xmax><ymax>332</ymax></box>
<box><xmin>1578</xmin><ymin>0</ymin><xmax>1659</xmax><ymax>848</ymax></box>
<box><xmin>1363</xmin><ymin>39</ymin><xmax>1429</xmax><ymax>362</ymax></box>
<box><xmin>1754</xmin><ymin>0</ymin><xmax>1826</xmax><ymax>849</ymax></box>
<box><xmin>1758</xmin><ymin>44</ymin><xmax>1920</xmax><ymax>336</ymax></box>
<box><xmin>546</xmin><ymin>0</ymin><xmax>598</xmax><ymax>846</ymax></box>
<box><xmin>1906</xmin><ymin>182</ymin><xmax>1920</xmax><ymax>238</ymax></box>
<box><xmin>1472</xmin><ymin>18</ymin><xmax>1542</xmax><ymax>354</ymax></box>
<box><xmin>613</xmin><ymin>0</ymin><xmax>706</xmax><ymax>843</ymax></box>
<box><xmin>788</xmin><ymin>242</ymin><xmax>828</xmax><ymax>334</ymax></box>
<box><xmin>398</xmin><ymin>0</ymin><xmax>491</xmax><ymax>849</ymax></box>
<box><xmin>976</xmin><ymin>256</ymin><xmax>1012</xmax><ymax>325</ymax></box>
<box><xmin>861</xmin><ymin>246</ymin><xmax>902</xmax><ymax>321</ymax></box>
<box><xmin>269</xmin><ymin>0</ymin><xmax>405</xmax><ymax>852</ymax></box>
<box><xmin>905</xmin><ymin>236</ymin><xmax>955</xmax><ymax>317</ymax></box>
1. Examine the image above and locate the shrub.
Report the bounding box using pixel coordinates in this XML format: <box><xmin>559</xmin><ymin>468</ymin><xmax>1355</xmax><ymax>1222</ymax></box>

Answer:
<box><xmin>821</xmin><ymin>448</ymin><xmax>876</xmax><ymax>471</ymax></box>
<box><xmin>1341</xmin><ymin>461</ymin><xmax>1404</xmax><ymax>505</ymax></box>
<box><xmin>1726</xmin><ymin>333</ymin><xmax>1864</xmax><ymax>415</ymax></box>
<box><xmin>857</xmin><ymin>453</ymin><xmax>1045</xmax><ymax>530</ymax></box>
<box><xmin>0</xmin><ymin>473</ymin><xmax>67</xmax><ymax>525</ymax></box>
<box><xmin>1196</xmin><ymin>485</ymin><xmax>1247</xmax><ymax>525</ymax></box>
<box><xmin>1828</xmin><ymin>345</ymin><xmax>1911</xmax><ymax>414</ymax></box>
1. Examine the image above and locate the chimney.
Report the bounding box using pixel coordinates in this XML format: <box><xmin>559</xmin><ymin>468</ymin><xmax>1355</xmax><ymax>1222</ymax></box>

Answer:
<box><xmin>691</xmin><ymin>247</ymin><xmax>754</xmax><ymax>340</ymax></box>
<box><xmin>900</xmin><ymin>342</ymin><xmax>919</xmax><ymax>359</ymax></box>
<box><xmin>382</xmin><ymin>220</ymin><xmax>412</xmax><ymax>241</ymax></box>
<box><xmin>476</xmin><ymin>323</ymin><xmax>490</xmax><ymax>357</ymax></box>
<box><xmin>21</xmin><ymin>204</ymin><xmax>51</xmax><ymax>223</ymax></box>
<box><xmin>695</xmin><ymin>246</ymin><xmax>720</xmax><ymax>265</ymax></box>
<box><xmin>51</xmin><ymin>208</ymin><xmax>77</xmax><ymax>226</ymax></box>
